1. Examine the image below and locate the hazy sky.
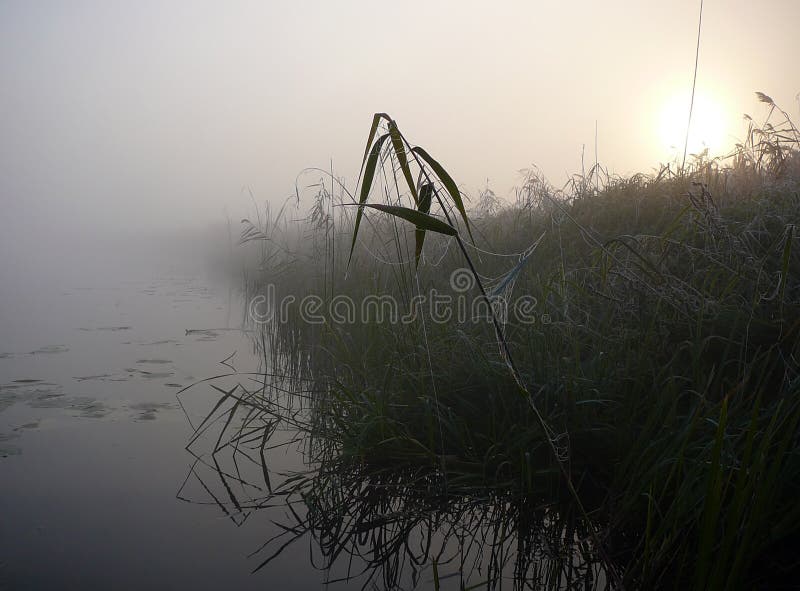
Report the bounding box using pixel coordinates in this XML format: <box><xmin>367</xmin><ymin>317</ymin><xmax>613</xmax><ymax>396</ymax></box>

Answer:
<box><xmin>1</xmin><ymin>0</ymin><xmax>798</xmax><ymax>245</ymax></box>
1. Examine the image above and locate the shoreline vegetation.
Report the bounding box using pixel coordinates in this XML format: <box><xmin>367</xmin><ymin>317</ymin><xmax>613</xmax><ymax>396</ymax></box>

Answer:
<box><xmin>192</xmin><ymin>93</ymin><xmax>800</xmax><ymax>589</ymax></box>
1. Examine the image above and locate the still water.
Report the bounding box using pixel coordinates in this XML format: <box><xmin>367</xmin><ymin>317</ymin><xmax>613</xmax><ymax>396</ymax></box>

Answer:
<box><xmin>0</xmin><ymin>243</ymin><xmax>329</xmax><ymax>590</ymax></box>
<box><xmin>0</xmin><ymin>241</ymin><xmax>607</xmax><ymax>590</ymax></box>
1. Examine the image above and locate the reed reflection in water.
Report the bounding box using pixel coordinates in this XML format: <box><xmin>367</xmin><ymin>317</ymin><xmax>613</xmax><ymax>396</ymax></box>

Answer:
<box><xmin>178</xmin><ymin>369</ymin><xmax>613</xmax><ymax>590</ymax></box>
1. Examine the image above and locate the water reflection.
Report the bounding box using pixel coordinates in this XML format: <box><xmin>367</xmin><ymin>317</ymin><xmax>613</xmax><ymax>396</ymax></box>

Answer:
<box><xmin>0</xmin><ymin>263</ymin><xmax>280</xmax><ymax>589</ymax></box>
<box><xmin>181</xmin><ymin>377</ymin><xmax>612</xmax><ymax>590</ymax></box>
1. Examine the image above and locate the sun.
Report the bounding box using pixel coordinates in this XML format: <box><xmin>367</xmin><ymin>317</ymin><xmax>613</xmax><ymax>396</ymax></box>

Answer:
<box><xmin>657</xmin><ymin>90</ymin><xmax>730</xmax><ymax>158</ymax></box>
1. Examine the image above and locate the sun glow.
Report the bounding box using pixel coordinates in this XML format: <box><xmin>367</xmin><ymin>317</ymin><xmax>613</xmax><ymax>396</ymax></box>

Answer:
<box><xmin>657</xmin><ymin>90</ymin><xmax>731</xmax><ymax>159</ymax></box>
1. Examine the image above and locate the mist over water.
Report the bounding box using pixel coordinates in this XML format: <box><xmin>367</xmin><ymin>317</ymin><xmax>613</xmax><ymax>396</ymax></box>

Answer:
<box><xmin>2</xmin><ymin>1</ymin><xmax>799</xmax><ymax>588</ymax></box>
<box><xmin>0</xmin><ymin>231</ymin><xmax>324</xmax><ymax>589</ymax></box>
<box><xmin>1</xmin><ymin>1</ymin><xmax>798</xmax><ymax>249</ymax></box>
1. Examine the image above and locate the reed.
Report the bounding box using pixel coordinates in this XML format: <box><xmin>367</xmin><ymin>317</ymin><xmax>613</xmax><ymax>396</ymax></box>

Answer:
<box><xmin>192</xmin><ymin>93</ymin><xmax>800</xmax><ymax>589</ymax></box>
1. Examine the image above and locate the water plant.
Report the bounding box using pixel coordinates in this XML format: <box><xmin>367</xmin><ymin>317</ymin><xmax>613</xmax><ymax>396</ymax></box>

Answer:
<box><xmin>187</xmin><ymin>93</ymin><xmax>800</xmax><ymax>589</ymax></box>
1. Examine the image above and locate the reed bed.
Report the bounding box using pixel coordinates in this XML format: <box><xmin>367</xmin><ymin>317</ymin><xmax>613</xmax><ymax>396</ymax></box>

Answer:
<box><xmin>193</xmin><ymin>93</ymin><xmax>800</xmax><ymax>589</ymax></box>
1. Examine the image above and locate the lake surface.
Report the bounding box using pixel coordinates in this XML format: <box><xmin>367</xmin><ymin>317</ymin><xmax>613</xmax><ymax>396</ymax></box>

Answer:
<box><xmin>0</xmin><ymin>244</ymin><xmax>333</xmax><ymax>590</ymax></box>
<box><xmin>0</xmin><ymin>242</ymin><xmax>608</xmax><ymax>590</ymax></box>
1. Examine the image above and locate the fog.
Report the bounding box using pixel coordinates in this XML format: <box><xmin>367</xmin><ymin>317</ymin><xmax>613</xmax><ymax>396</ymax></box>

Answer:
<box><xmin>1</xmin><ymin>0</ymin><xmax>798</xmax><ymax>265</ymax></box>
<box><xmin>2</xmin><ymin>3</ymin><xmax>800</xmax><ymax>587</ymax></box>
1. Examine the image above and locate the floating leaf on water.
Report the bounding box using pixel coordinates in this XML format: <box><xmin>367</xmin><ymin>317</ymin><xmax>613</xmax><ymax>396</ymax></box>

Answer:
<box><xmin>129</xmin><ymin>402</ymin><xmax>173</xmax><ymax>411</ymax></box>
<box><xmin>125</xmin><ymin>368</ymin><xmax>173</xmax><ymax>379</ymax></box>
<box><xmin>73</xmin><ymin>374</ymin><xmax>114</xmax><ymax>382</ymax></box>
<box><xmin>27</xmin><ymin>391</ymin><xmax>67</xmax><ymax>408</ymax></box>
<box><xmin>0</xmin><ymin>391</ymin><xmax>23</xmax><ymax>413</ymax></box>
<box><xmin>185</xmin><ymin>329</ymin><xmax>221</xmax><ymax>337</ymax></box>
<box><xmin>71</xmin><ymin>400</ymin><xmax>110</xmax><ymax>419</ymax></box>
<box><xmin>141</xmin><ymin>371</ymin><xmax>173</xmax><ymax>379</ymax></box>
<box><xmin>128</xmin><ymin>402</ymin><xmax>174</xmax><ymax>421</ymax></box>
<box><xmin>29</xmin><ymin>345</ymin><xmax>69</xmax><ymax>355</ymax></box>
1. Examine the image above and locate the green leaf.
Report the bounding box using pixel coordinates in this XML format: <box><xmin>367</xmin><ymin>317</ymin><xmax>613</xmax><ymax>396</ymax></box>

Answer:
<box><xmin>348</xmin><ymin>132</ymin><xmax>391</xmax><ymax>270</ymax></box>
<box><xmin>388</xmin><ymin>120</ymin><xmax>419</xmax><ymax>206</ymax></box>
<box><xmin>357</xmin><ymin>113</ymin><xmax>390</xmax><ymax>186</ymax></box>
<box><xmin>414</xmin><ymin>182</ymin><xmax>434</xmax><ymax>267</ymax></box>
<box><xmin>412</xmin><ymin>146</ymin><xmax>474</xmax><ymax>242</ymax></box>
<box><xmin>353</xmin><ymin>203</ymin><xmax>458</xmax><ymax>236</ymax></box>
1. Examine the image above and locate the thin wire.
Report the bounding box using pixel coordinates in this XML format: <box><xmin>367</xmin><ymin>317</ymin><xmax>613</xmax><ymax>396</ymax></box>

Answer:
<box><xmin>682</xmin><ymin>0</ymin><xmax>705</xmax><ymax>173</ymax></box>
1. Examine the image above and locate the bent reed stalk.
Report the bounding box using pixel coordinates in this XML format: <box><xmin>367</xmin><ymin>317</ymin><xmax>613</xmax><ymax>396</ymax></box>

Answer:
<box><xmin>347</xmin><ymin>114</ymin><xmax>623</xmax><ymax>586</ymax></box>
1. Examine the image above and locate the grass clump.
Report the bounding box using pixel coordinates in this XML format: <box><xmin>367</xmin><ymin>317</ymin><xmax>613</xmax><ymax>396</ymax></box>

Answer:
<box><xmin>197</xmin><ymin>93</ymin><xmax>800</xmax><ymax>589</ymax></box>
